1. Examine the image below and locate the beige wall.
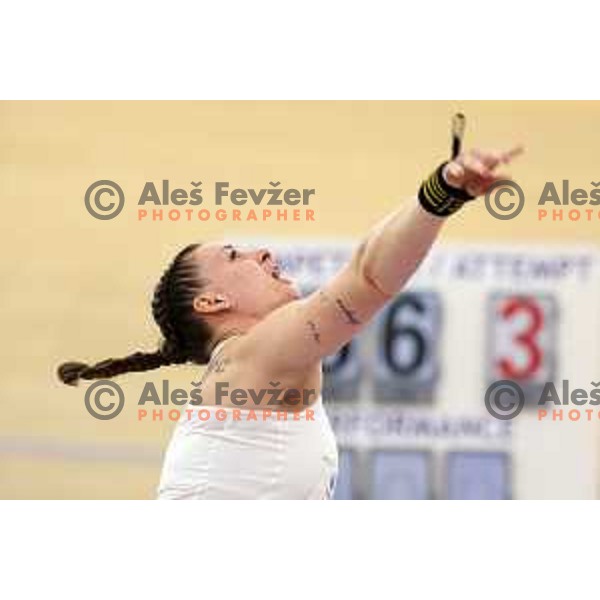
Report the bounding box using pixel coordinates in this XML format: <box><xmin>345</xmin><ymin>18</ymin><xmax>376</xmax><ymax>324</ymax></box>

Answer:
<box><xmin>1</xmin><ymin>101</ymin><xmax>599</xmax><ymax>498</ymax></box>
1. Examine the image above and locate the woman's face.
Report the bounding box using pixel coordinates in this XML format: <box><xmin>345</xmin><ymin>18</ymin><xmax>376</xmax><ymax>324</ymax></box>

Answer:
<box><xmin>189</xmin><ymin>242</ymin><xmax>300</xmax><ymax>320</ymax></box>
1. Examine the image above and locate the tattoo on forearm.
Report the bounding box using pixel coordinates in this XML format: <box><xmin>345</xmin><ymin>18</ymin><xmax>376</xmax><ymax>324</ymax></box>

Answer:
<box><xmin>335</xmin><ymin>298</ymin><xmax>362</xmax><ymax>325</ymax></box>
<box><xmin>363</xmin><ymin>270</ymin><xmax>393</xmax><ymax>299</ymax></box>
<box><xmin>307</xmin><ymin>320</ymin><xmax>321</xmax><ymax>344</ymax></box>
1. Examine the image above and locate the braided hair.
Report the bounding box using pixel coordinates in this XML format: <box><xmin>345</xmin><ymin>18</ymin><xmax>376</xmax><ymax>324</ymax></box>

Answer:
<box><xmin>57</xmin><ymin>244</ymin><xmax>213</xmax><ymax>386</ymax></box>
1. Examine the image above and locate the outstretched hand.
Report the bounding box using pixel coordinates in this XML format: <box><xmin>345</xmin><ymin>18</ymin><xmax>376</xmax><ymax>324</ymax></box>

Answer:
<box><xmin>443</xmin><ymin>146</ymin><xmax>524</xmax><ymax>197</ymax></box>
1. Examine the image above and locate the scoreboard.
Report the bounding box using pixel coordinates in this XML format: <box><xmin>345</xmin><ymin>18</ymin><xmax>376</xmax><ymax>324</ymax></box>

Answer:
<box><xmin>267</xmin><ymin>241</ymin><xmax>600</xmax><ymax>500</ymax></box>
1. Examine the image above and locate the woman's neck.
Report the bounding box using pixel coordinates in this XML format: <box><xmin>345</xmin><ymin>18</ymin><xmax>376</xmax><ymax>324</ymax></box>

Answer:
<box><xmin>208</xmin><ymin>328</ymin><xmax>244</xmax><ymax>356</ymax></box>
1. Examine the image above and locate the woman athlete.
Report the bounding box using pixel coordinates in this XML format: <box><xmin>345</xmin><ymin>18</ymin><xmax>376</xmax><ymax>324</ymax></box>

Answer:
<box><xmin>58</xmin><ymin>140</ymin><xmax>522</xmax><ymax>499</ymax></box>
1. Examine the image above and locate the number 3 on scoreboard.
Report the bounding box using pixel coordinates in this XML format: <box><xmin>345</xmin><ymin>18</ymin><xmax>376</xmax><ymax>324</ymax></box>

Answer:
<box><xmin>487</xmin><ymin>293</ymin><xmax>557</xmax><ymax>387</ymax></box>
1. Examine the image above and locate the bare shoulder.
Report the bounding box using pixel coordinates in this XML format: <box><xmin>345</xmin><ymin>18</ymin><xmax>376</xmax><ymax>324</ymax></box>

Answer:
<box><xmin>231</xmin><ymin>297</ymin><xmax>308</xmax><ymax>361</ymax></box>
<box><xmin>224</xmin><ymin>321</ymin><xmax>322</xmax><ymax>393</ymax></box>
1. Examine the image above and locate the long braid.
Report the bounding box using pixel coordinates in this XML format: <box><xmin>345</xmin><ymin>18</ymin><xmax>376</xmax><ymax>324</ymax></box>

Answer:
<box><xmin>57</xmin><ymin>243</ymin><xmax>213</xmax><ymax>386</ymax></box>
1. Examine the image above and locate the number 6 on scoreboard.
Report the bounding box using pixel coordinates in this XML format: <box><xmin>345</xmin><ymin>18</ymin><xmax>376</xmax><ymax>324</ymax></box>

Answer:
<box><xmin>373</xmin><ymin>291</ymin><xmax>442</xmax><ymax>403</ymax></box>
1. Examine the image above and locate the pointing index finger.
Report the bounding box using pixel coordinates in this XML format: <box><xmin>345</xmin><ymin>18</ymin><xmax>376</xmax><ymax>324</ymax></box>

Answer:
<box><xmin>501</xmin><ymin>145</ymin><xmax>525</xmax><ymax>165</ymax></box>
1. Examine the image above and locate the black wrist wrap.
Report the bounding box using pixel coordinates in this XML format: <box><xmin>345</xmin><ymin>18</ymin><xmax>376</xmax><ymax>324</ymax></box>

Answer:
<box><xmin>418</xmin><ymin>162</ymin><xmax>474</xmax><ymax>217</ymax></box>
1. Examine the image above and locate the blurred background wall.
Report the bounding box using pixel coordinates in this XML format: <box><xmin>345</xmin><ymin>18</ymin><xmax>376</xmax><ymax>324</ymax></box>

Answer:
<box><xmin>1</xmin><ymin>101</ymin><xmax>599</xmax><ymax>499</ymax></box>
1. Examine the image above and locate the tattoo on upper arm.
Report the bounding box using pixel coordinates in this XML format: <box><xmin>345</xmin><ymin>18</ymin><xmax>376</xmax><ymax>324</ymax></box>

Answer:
<box><xmin>307</xmin><ymin>320</ymin><xmax>321</xmax><ymax>344</ymax></box>
<box><xmin>335</xmin><ymin>298</ymin><xmax>362</xmax><ymax>325</ymax></box>
<box><xmin>317</xmin><ymin>290</ymin><xmax>362</xmax><ymax>326</ymax></box>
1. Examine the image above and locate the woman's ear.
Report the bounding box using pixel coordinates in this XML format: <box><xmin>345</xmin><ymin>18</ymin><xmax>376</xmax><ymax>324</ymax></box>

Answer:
<box><xmin>193</xmin><ymin>292</ymin><xmax>232</xmax><ymax>315</ymax></box>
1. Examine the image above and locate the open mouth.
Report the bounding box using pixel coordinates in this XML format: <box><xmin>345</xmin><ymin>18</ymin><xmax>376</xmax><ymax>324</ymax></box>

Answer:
<box><xmin>260</xmin><ymin>252</ymin><xmax>293</xmax><ymax>286</ymax></box>
<box><xmin>269</xmin><ymin>263</ymin><xmax>292</xmax><ymax>285</ymax></box>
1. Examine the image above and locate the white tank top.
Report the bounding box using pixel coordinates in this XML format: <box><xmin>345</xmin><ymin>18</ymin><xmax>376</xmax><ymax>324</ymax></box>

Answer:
<box><xmin>157</xmin><ymin>398</ymin><xmax>339</xmax><ymax>500</ymax></box>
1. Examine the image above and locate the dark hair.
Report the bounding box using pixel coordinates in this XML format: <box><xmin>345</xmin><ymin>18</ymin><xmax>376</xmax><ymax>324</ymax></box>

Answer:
<box><xmin>57</xmin><ymin>243</ymin><xmax>213</xmax><ymax>386</ymax></box>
